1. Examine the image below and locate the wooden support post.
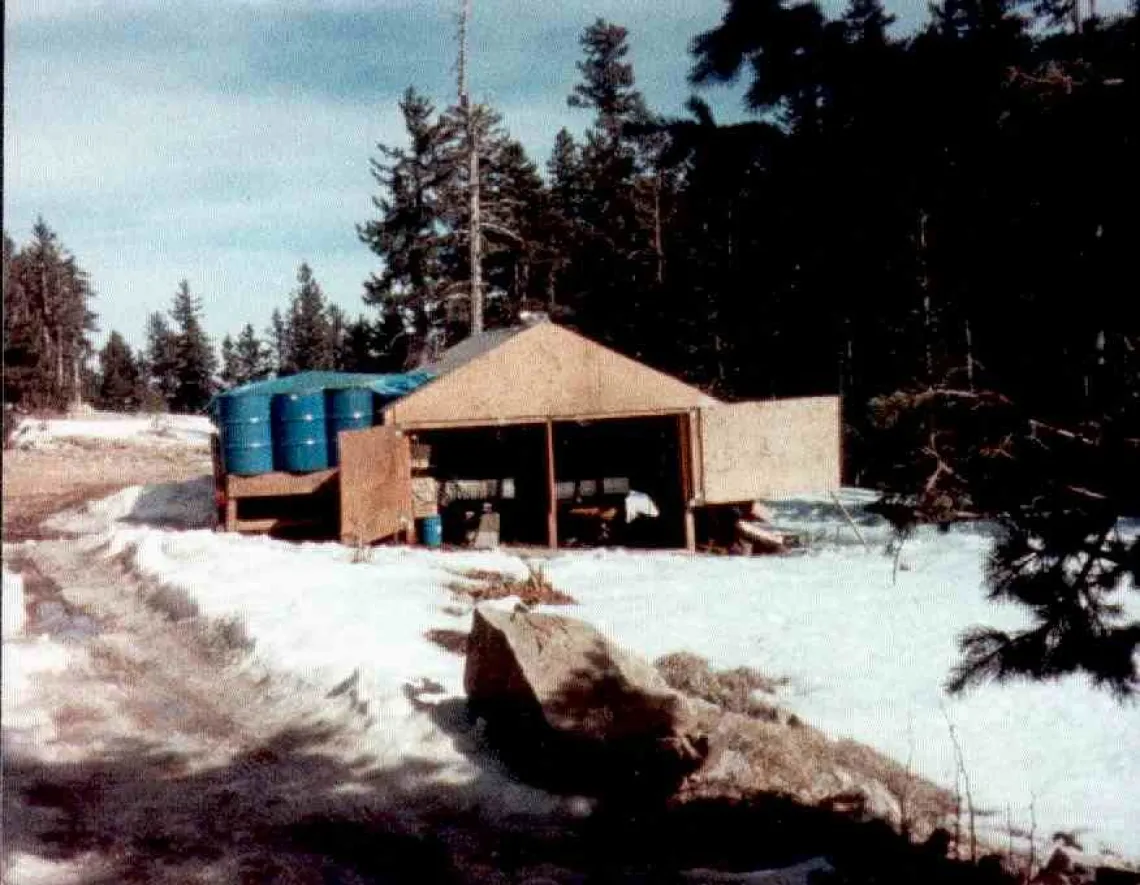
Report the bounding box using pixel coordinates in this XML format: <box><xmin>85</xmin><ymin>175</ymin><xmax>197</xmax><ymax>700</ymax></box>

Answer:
<box><xmin>677</xmin><ymin>413</ymin><xmax>696</xmax><ymax>552</ymax></box>
<box><xmin>225</xmin><ymin>497</ymin><xmax>238</xmax><ymax>533</ymax></box>
<box><xmin>545</xmin><ymin>419</ymin><xmax>558</xmax><ymax>550</ymax></box>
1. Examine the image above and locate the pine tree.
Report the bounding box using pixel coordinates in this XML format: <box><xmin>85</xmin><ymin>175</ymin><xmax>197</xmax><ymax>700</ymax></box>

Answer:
<box><xmin>359</xmin><ymin>87</ymin><xmax>551</xmax><ymax>357</ymax></box>
<box><xmin>438</xmin><ymin>103</ymin><xmax>553</xmax><ymax>328</ymax></box>
<box><xmin>557</xmin><ymin>20</ymin><xmax>665</xmax><ymax>353</ymax></box>
<box><xmin>359</xmin><ymin>87</ymin><xmax>453</xmax><ymax>360</ymax></box>
<box><xmin>97</xmin><ymin>330</ymin><xmax>142</xmax><ymax>411</ymax></box>
<box><xmin>167</xmin><ymin>280</ymin><xmax>217</xmax><ymax>413</ymax></box>
<box><xmin>286</xmin><ymin>263</ymin><xmax>334</xmax><ymax>372</ymax></box>
<box><xmin>3</xmin><ymin>220</ymin><xmax>98</xmax><ymax>409</ymax></box>
<box><xmin>234</xmin><ymin>323</ymin><xmax>272</xmax><ymax>384</ymax></box>
<box><xmin>143</xmin><ymin>312</ymin><xmax>179</xmax><ymax>410</ymax></box>
<box><xmin>220</xmin><ymin>335</ymin><xmax>238</xmax><ymax>387</ymax></box>
<box><xmin>221</xmin><ymin>324</ymin><xmax>272</xmax><ymax>388</ymax></box>
<box><xmin>268</xmin><ymin>309</ymin><xmax>292</xmax><ymax>376</ymax></box>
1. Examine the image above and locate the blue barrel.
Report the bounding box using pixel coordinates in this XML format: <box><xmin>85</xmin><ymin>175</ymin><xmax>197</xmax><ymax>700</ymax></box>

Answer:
<box><xmin>218</xmin><ymin>394</ymin><xmax>273</xmax><ymax>475</ymax></box>
<box><xmin>326</xmin><ymin>388</ymin><xmax>375</xmax><ymax>467</ymax></box>
<box><xmin>271</xmin><ymin>391</ymin><xmax>329</xmax><ymax>472</ymax></box>
<box><xmin>420</xmin><ymin>514</ymin><xmax>443</xmax><ymax>548</ymax></box>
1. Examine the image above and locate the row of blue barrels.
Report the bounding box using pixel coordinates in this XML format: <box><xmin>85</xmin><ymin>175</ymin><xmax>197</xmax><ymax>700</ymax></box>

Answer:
<box><xmin>218</xmin><ymin>388</ymin><xmax>377</xmax><ymax>475</ymax></box>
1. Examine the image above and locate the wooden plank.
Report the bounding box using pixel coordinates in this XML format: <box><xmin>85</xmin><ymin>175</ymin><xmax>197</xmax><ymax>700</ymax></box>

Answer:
<box><xmin>232</xmin><ymin>516</ymin><xmax>325</xmax><ymax>534</ymax></box>
<box><xmin>338</xmin><ymin>425</ymin><xmax>412</xmax><ymax>545</ymax></box>
<box><xmin>545</xmin><ymin>419</ymin><xmax>558</xmax><ymax>549</ymax></box>
<box><xmin>388</xmin><ymin>407</ymin><xmax>697</xmax><ymax>432</ymax></box>
<box><xmin>225</xmin><ymin>468</ymin><xmax>338</xmax><ymax>499</ymax></box>
<box><xmin>211</xmin><ymin>434</ymin><xmax>226</xmax><ymax>530</ymax></box>
<box><xmin>698</xmin><ymin>397</ymin><xmax>841</xmax><ymax>505</ymax></box>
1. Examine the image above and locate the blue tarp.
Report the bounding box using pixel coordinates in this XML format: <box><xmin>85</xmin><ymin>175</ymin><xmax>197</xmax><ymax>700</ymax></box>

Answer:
<box><xmin>210</xmin><ymin>370</ymin><xmax>435</xmax><ymax>415</ymax></box>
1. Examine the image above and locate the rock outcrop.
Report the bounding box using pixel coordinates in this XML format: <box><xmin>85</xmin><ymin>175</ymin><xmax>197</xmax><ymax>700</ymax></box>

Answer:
<box><xmin>464</xmin><ymin>605</ymin><xmax>708</xmax><ymax>797</ymax></box>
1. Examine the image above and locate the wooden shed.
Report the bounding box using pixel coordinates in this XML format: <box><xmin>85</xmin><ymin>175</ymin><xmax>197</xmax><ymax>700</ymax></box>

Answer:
<box><xmin>337</xmin><ymin>320</ymin><xmax>841</xmax><ymax>551</ymax></box>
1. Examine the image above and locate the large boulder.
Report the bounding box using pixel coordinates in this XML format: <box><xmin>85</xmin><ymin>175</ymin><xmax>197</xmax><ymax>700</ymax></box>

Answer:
<box><xmin>464</xmin><ymin>605</ymin><xmax>708</xmax><ymax>797</ymax></box>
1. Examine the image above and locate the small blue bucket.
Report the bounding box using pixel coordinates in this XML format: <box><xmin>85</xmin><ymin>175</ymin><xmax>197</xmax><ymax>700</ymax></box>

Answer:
<box><xmin>420</xmin><ymin>514</ymin><xmax>443</xmax><ymax>548</ymax></box>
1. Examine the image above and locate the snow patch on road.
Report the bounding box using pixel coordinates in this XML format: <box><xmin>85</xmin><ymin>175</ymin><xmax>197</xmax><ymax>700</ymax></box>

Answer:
<box><xmin>3</xmin><ymin>564</ymin><xmax>26</xmax><ymax>638</ymax></box>
<box><xmin>2</xmin><ymin>631</ymin><xmax>85</xmax><ymax>754</ymax></box>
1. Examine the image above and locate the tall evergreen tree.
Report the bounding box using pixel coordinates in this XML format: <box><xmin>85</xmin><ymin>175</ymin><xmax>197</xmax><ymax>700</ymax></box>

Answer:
<box><xmin>221</xmin><ymin>323</ymin><xmax>272</xmax><ymax>388</ymax></box>
<box><xmin>143</xmin><ymin>312</ymin><xmax>179</xmax><ymax>410</ymax></box>
<box><xmin>286</xmin><ymin>263</ymin><xmax>334</xmax><ymax>372</ymax></box>
<box><xmin>555</xmin><ymin>19</ymin><xmax>670</xmax><ymax>357</ymax></box>
<box><xmin>220</xmin><ymin>335</ymin><xmax>238</xmax><ymax>386</ymax></box>
<box><xmin>327</xmin><ymin>304</ymin><xmax>348</xmax><ymax>370</ymax></box>
<box><xmin>268</xmin><ymin>308</ymin><xmax>291</xmax><ymax>376</ymax></box>
<box><xmin>167</xmin><ymin>280</ymin><xmax>217</xmax><ymax>413</ymax></box>
<box><xmin>359</xmin><ymin>88</ymin><xmax>454</xmax><ymax>362</ymax></box>
<box><xmin>3</xmin><ymin>220</ymin><xmax>97</xmax><ymax>409</ymax></box>
<box><xmin>360</xmin><ymin>87</ymin><xmax>552</xmax><ymax>360</ymax></box>
<box><xmin>234</xmin><ymin>323</ymin><xmax>272</xmax><ymax>384</ymax></box>
<box><xmin>96</xmin><ymin>330</ymin><xmax>142</xmax><ymax>411</ymax></box>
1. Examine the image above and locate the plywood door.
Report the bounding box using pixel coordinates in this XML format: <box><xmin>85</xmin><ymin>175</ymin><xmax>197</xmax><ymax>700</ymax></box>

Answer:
<box><xmin>338</xmin><ymin>425</ymin><xmax>413</xmax><ymax>545</ymax></box>
<box><xmin>698</xmin><ymin>397</ymin><xmax>841</xmax><ymax>504</ymax></box>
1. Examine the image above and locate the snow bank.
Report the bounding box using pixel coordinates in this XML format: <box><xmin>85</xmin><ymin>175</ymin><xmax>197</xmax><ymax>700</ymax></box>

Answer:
<box><xmin>541</xmin><ymin>533</ymin><xmax>1139</xmax><ymax>858</ymax></box>
<box><xmin>105</xmin><ymin>528</ymin><xmax>562</xmax><ymax>818</ymax></box>
<box><xmin>11</xmin><ymin>412</ymin><xmax>213</xmax><ymax>450</ymax></box>
<box><xmin>91</xmin><ymin>484</ymin><xmax>1139</xmax><ymax>858</ymax></box>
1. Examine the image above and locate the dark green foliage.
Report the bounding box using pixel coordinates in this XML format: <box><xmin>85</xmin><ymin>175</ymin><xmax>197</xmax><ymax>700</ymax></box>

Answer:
<box><xmin>326</xmin><ymin>304</ymin><xmax>348</xmax><ymax>370</ymax></box>
<box><xmin>549</xmin><ymin>20</ymin><xmax>669</xmax><ymax>357</ymax></box>
<box><xmin>358</xmin><ymin>87</ymin><xmax>556</xmax><ymax>362</ymax></box>
<box><xmin>142</xmin><ymin>281</ymin><xmax>217</xmax><ymax>413</ymax></box>
<box><xmin>143</xmin><ymin>311</ymin><xmax>179</xmax><ymax>409</ymax></box>
<box><xmin>286</xmin><ymin>263</ymin><xmax>335</xmax><ymax>372</ymax></box>
<box><xmin>96</xmin><ymin>330</ymin><xmax>143</xmax><ymax>411</ymax></box>
<box><xmin>3</xmin><ymin>220</ymin><xmax>98</xmax><ymax>410</ymax></box>
<box><xmin>267</xmin><ymin>309</ymin><xmax>290</xmax><ymax>376</ymax></box>
<box><xmin>221</xmin><ymin>323</ymin><xmax>272</xmax><ymax>388</ymax></box>
<box><xmin>869</xmin><ymin>376</ymin><xmax>1139</xmax><ymax>698</ymax></box>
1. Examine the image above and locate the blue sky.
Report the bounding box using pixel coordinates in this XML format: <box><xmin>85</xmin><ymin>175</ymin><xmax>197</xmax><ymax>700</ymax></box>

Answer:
<box><xmin>5</xmin><ymin>0</ymin><xmax>1127</xmax><ymax>354</ymax></box>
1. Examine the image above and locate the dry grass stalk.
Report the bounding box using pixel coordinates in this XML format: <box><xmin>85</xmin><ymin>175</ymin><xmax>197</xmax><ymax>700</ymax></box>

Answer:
<box><xmin>655</xmin><ymin>651</ymin><xmax>788</xmax><ymax>720</ymax></box>
<box><xmin>447</xmin><ymin>563</ymin><xmax>576</xmax><ymax>607</ymax></box>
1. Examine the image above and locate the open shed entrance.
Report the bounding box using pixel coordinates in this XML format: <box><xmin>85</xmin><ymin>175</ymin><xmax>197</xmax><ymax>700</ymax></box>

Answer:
<box><xmin>414</xmin><ymin>414</ymin><xmax>687</xmax><ymax>549</ymax></box>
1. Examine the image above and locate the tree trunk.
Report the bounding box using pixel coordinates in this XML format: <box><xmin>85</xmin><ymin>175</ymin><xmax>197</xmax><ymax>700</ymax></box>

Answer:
<box><xmin>964</xmin><ymin>316</ymin><xmax>975</xmax><ymax>389</ymax></box>
<box><xmin>458</xmin><ymin>0</ymin><xmax>483</xmax><ymax>336</ymax></box>
<box><xmin>468</xmin><ymin>108</ymin><xmax>483</xmax><ymax>336</ymax></box>
<box><xmin>653</xmin><ymin>172</ymin><xmax>664</xmax><ymax>285</ymax></box>
<box><xmin>918</xmin><ymin>210</ymin><xmax>933</xmax><ymax>382</ymax></box>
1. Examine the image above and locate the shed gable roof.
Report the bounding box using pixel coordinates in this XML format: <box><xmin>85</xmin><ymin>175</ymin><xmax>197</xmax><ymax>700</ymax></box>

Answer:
<box><xmin>385</xmin><ymin>322</ymin><xmax>717</xmax><ymax>427</ymax></box>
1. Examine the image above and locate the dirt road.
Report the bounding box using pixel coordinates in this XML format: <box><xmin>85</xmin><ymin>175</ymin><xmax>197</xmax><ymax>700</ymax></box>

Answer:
<box><xmin>2</xmin><ymin>444</ymin><xmax>212</xmax><ymax>542</ymax></box>
<box><xmin>3</xmin><ymin>447</ymin><xmax>476</xmax><ymax>884</ymax></box>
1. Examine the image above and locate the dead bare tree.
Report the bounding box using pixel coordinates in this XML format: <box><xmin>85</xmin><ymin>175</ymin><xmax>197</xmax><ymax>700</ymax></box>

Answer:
<box><xmin>457</xmin><ymin>0</ymin><xmax>483</xmax><ymax>336</ymax></box>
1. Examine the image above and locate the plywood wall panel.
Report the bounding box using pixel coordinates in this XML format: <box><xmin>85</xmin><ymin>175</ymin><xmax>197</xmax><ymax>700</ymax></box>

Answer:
<box><xmin>339</xmin><ymin>425</ymin><xmax>413</xmax><ymax>544</ymax></box>
<box><xmin>699</xmin><ymin>397</ymin><xmax>841</xmax><ymax>504</ymax></box>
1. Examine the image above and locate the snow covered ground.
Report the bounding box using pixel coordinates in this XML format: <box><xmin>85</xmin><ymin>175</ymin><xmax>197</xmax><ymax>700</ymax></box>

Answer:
<box><xmin>16</xmin><ymin>479</ymin><xmax>1140</xmax><ymax>862</ymax></box>
<box><xmin>10</xmin><ymin>412</ymin><xmax>214</xmax><ymax>450</ymax></box>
